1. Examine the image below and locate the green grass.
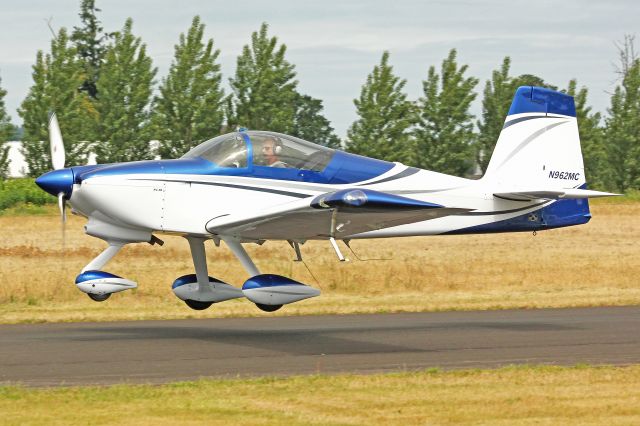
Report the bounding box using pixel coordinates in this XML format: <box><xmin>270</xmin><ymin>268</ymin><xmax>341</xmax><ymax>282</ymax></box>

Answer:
<box><xmin>1</xmin><ymin>201</ymin><xmax>639</xmax><ymax>323</ymax></box>
<box><xmin>1</xmin><ymin>365</ymin><xmax>640</xmax><ymax>425</ymax></box>
<box><xmin>590</xmin><ymin>189</ymin><xmax>640</xmax><ymax>204</ymax></box>
<box><xmin>0</xmin><ymin>202</ymin><xmax>53</xmax><ymax>216</ymax></box>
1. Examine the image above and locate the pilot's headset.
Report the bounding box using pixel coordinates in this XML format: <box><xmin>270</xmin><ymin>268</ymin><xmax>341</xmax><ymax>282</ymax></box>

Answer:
<box><xmin>272</xmin><ymin>137</ymin><xmax>283</xmax><ymax>155</ymax></box>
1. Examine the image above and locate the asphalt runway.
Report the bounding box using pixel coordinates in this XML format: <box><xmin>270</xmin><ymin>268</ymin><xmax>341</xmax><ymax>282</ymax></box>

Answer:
<box><xmin>1</xmin><ymin>306</ymin><xmax>639</xmax><ymax>387</ymax></box>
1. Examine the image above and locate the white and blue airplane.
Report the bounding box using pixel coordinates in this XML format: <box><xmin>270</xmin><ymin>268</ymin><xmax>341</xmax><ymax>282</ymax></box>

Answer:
<box><xmin>35</xmin><ymin>86</ymin><xmax>616</xmax><ymax>311</ymax></box>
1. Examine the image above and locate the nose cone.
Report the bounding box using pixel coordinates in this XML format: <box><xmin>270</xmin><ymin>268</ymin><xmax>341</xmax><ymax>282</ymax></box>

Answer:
<box><xmin>35</xmin><ymin>168</ymin><xmax>74</xmax><ymax>198</ymax></box>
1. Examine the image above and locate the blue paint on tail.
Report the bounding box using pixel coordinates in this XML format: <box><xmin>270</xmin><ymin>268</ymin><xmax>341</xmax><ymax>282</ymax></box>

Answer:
<box><xmin>446</xmin><ymin>185</ymin><xmax>591</xmax><ymax>235</ymax></box>
<box><xmin>508</xmin><ymin>86</ymin><xmax>576</xmax><ymax>117</ymax></box>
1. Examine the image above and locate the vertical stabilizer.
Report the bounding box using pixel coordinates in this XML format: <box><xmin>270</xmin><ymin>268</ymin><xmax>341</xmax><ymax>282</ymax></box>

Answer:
<box><xmin>482</xmin><ymin>86</ymin><xmax>585</xmax><ymax>191</ymax></box>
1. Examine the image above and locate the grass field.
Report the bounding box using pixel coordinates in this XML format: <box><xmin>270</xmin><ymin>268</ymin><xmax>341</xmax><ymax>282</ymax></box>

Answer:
<box><xmin>1</xmin><ymin>202</ymin><xmax>639</xmax><ymax>425</ymax></box>
<box><xmin>0</xmin><ymin>200</ymin><xmax>638</xmax><ymax>323</ymax></box>
<box><xmin>1</xmin><ymin>365</ymin><xmax>640</xmax><ymax>425</ymax></box>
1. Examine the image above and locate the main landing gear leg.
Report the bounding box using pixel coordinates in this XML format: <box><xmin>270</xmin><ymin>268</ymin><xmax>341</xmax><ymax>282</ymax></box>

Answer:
<box><xmin>173</xmin><ymin>237</ymin><xmax>243</xmax><ymax>309</ymax></box>
<box><xmin>184</xmin><ymin>236</ymin><xmax>214</xmax><ymax>310</ymax></box>
<box><xmin>221</xmin><ymin>237</ymin><xmax>260</xmax><ymax>277</ymax></box>
<box><xmin>221</xmin><ymin>237</ymin><xmax>282</xmax><ymax>313</ymax></box>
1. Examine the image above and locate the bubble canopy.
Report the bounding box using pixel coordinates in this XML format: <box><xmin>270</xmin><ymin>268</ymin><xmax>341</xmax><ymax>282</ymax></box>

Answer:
<box><xmin>180</xmin><ymin>130</ymin><xmax>394</xmax><ymax>184</ymax></box>
<box><xmin>182</xmin><ymin>131</ymin><xmax>337</xmax><ymax>171</ymax></box>
<box><xmin>73</xmin><ymin>131</ymin><xmax>395</xmax><ymax>186</ymax></box>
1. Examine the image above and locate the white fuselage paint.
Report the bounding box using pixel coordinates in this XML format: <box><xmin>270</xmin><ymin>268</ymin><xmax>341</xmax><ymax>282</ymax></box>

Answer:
<box><xmin>68</xmin><ymin>163</ymin><xmax>554</xmax><ymax>241</ymax></box>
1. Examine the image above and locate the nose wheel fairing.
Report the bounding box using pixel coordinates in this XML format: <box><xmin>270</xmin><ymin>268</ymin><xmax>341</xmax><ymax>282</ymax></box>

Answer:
<box><xmin>75</xmin><ymin>270</ymin><xmax>137</xmax><ymax>296</ymax></box>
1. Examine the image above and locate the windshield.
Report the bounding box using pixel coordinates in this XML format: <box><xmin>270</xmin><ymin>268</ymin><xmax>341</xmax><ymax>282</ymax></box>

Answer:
<box><xmin>181</xmin><ymin>133</ymin><xmax>248</xmax><ymax>168</ymax></box>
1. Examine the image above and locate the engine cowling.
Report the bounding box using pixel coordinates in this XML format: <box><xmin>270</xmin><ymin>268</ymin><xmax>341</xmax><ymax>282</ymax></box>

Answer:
<box><xmin>75</xmin><ymin>270</ymin><xmax>137</xmax><ymax>295</ymax></box>
<box><xmin>242</xmin><ymin>274</ymin><xmax>320</xmax><ymax>306</ymax></box>
<box><xmin>171</xmin><ymin>274</ymin><xmax>244</xmax><ymax>303</ymax></box>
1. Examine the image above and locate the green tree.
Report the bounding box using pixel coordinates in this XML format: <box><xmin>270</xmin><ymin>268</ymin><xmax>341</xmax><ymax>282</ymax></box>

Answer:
<box><xmin>153</xmin><ymin>16</ymin><xmax>225</xmax><ymax>159</ymax></box>
<box><xmin>414</xmin><ymin>49</ymin><xmax>478</xmax><ymax>176</ymax></box>
<box><xmin>292</xmin><ymin>94</ymin><xmax>341</xmax><ymax>148</ymax></box>
<box><xmin>476</xmin><ymin>57</ymin><xmax>513</xmax><ymax>173</ymax></box>
<box><xmin>565</xmin><ymin>80</ymin><xmax>608</xmax><ymax>190</ymax></box>
<box><xmin>346</xmin><ymin>51</ymin><xmax>414</xmax><ymax>163</ymax></box>
<box><xmin>228</xmin><ymin>23</ymin><xmax>298</xmax><ymax>133</ymax></box>
<box><xmin>10</xmin><ymin>126</ymin><xmax>23</xmax><ymax>140</ymax></box>
<box><xmin>605</xmin><ymin>35</ymin><xmax>640</xmax><ymax>192</ymax></box>
<box><xmin>94</xmin><ymin>19</ymin><xmax>156</xmax><ymax>163</ymax></box>
<box><xmin>476</xmin><ymin>57</ymin><xmax>554</xmax><ymax>174</ymax></box>
<box><xmin>71</xmin><ymin>0</ymin><xmax>107</xmax><ymax>99</ymax></box>
<box><xmin>0</xmin><ymin>77</ymin><xmax>12</xmax><ymax>179</ymax></box>
<box><xmin>19</xmin><ymin>28</ymin><xmax>94</xmax><ymax>176</ymax></box>
<box><xmin>512</xmin><ymin>74</ymin><xmax>554</xmax><ymax>90</ymax></box>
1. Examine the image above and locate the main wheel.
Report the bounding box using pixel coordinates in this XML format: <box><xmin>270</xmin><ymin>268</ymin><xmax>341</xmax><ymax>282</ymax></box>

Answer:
<box><xmin>184</xmin><ymin>299</ymin><xmax>213</xmax><ymax>310</ymax></box>
<box><xmin>88</xmin><ymin>293</ymin><xmax>111</xmax><ymax>302</ymax></box>
<box><xmin>255</xmin><ymin>303</ymin><xmax>283</xmax><ymax>312</ymax></box>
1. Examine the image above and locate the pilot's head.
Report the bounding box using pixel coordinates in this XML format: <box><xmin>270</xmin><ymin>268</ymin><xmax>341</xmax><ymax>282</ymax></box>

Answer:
<box><xmin>261</xmin><ymin>137</ymin><xmax>281</xmax><ymax>165</ymax></box>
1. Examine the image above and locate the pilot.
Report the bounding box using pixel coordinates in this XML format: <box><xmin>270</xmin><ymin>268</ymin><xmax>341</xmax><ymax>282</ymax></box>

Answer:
<box><xmin>261</xmin><ymin>137</ymin><xmax>288</xmax><ymax>168</ymax></box>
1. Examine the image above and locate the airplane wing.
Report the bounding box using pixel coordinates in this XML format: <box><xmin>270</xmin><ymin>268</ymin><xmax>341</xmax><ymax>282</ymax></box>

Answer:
<box><xmin>494</xmin><ymin>188</ymin><xmax>620</xmax><ymax>201</ymax></box>
<box><xmin>205</xmin><ymin>188</ymin><xmax>471</xmax><ymax>241</ymax></box>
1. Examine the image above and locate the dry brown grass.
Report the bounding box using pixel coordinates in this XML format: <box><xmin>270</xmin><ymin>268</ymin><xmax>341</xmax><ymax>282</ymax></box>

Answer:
<box><xmin>1</xmin><ymin>365</ymin><xmax>640</xmax><ymax>425</ymax></box>
<box><xmin>0</xmin><ymin>200</ymin><xmax>638</xmax><ymax>323</ymax></box>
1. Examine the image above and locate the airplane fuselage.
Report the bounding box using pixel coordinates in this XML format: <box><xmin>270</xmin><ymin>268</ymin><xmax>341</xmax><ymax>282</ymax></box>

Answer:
<box><xmin>66</xmin><ymin>159</ymin><xmax>586</xmax><ymax>242</ymax></box>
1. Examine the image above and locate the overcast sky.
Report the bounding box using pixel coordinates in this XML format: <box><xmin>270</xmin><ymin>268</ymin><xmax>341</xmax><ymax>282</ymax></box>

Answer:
<box><xmin>0</xmin><ymin>0</ymin><xmax>637</xmax><ymax>137</ymax></box>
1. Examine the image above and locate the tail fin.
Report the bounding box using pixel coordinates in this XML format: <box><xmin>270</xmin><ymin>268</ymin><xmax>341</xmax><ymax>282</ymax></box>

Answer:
<box><xmin>483</xmin><ymin>86</ymin><xmax>583</xmax><ymax>187</ymax></box>
<box><xmin>482</xmin><ymin>86</ymin><xmax>616</xmax><ymax>200</ymax></box>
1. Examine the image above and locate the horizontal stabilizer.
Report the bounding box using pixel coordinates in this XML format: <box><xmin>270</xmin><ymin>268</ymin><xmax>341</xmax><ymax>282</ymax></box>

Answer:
<box><xmin>494</xmin><ymin>188</ymin><xmax>620</xmax><ymax>201</ymax></box>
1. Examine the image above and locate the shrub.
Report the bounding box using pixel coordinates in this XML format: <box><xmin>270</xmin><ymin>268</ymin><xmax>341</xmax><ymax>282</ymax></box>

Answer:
<box><xmin>0</xmin><ymin>178</ymin><xmax>55</xmax><ymax>211</ymax></box>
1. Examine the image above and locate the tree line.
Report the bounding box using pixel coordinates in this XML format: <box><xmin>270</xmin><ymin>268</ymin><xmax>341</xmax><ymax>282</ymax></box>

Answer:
<box><xmin>352</xmin><ymin>44</ymin><xmax>639</xmax><ymax>192</ymax></box>
<box><xmin>0</xmin><ymin>1</ymin><xmax>638</xmax><ymax>193</ymax></box>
